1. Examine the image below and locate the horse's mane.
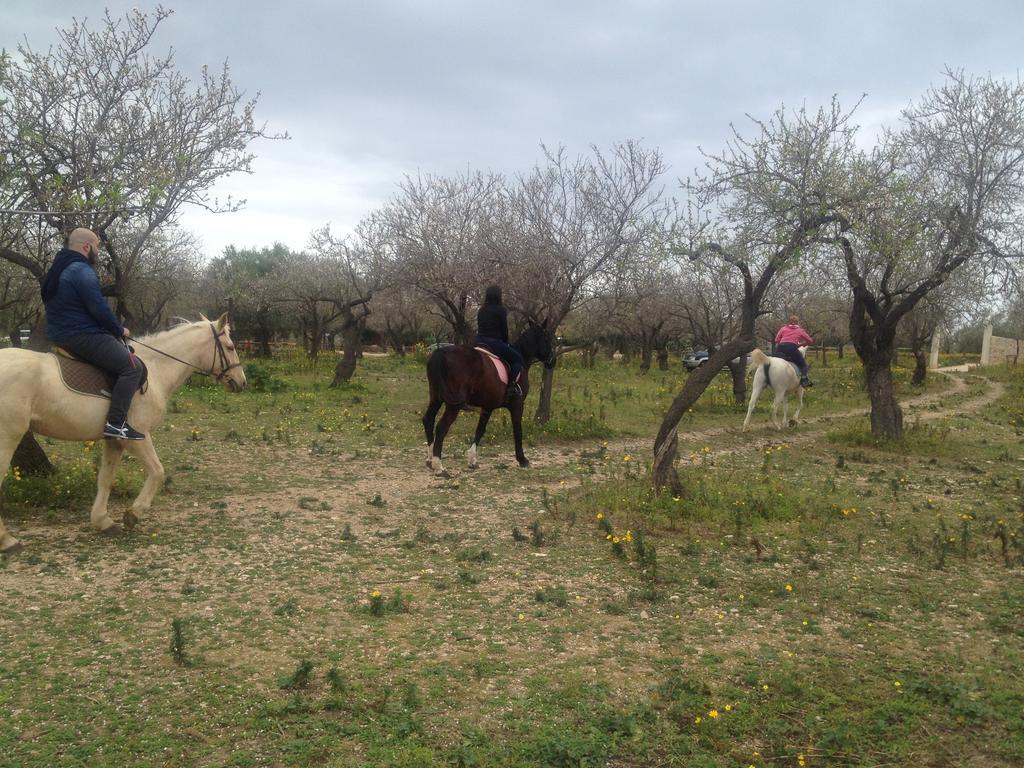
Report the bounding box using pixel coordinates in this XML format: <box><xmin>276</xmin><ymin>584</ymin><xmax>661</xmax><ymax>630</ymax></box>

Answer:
<box><xmin>138</xmin><ymin>318</ymin><xmax>217</xmax><ymax>344</ymax></box>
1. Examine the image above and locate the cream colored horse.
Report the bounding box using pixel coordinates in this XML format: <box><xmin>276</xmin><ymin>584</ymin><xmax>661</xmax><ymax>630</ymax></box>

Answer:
<box><xmin>742</xmin><ymin>347</ymin><xmax>806</xmax><ymax>431</ymax></box>
<box><xmin>0</xmin><ymin>314</ymin><xmax>246</xmax><ymax>553</ymax></box>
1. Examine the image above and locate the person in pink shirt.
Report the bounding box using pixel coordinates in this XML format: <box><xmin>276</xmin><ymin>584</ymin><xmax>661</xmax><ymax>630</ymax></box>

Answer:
<box><xmin>774</xmin><ymin>314</ymin><xmax>814</xmax><ymax>388</ymax></box>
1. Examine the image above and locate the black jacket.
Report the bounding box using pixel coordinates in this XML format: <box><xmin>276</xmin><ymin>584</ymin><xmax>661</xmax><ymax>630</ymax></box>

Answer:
<box><xmin>476</xmin><ymin>302</ymin><xmax>509</xmax><ymax>343</ymax></box>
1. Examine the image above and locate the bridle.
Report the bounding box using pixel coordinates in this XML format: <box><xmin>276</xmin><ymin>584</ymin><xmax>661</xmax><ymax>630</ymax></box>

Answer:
<box><xmin>127</xmin><ymin>325</ymin><xmax>243</xmax><ymax>384</ymax></box>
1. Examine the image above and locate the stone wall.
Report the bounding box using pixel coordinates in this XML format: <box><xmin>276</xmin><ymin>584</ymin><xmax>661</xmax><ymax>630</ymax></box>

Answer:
<box><xmin>981</xmin><ymin>324</ymin><xmax>1021</xmax><ymax>365</ymax></box>
<box><xmin>989</xmin><ymin>334</ymin><xmax>1020</xmax><ymax>364</ymax></box>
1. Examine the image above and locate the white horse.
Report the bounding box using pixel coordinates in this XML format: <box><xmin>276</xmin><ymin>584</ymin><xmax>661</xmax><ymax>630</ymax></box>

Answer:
<box><xmin>0</xmin><ymin>315</ymin><xmax>246</xmax><ymax>553</ymax></box>
<box><xmin>742</xmin><ymin>347</ymin><xmax>806</xmax><ymax>431</ymax></box>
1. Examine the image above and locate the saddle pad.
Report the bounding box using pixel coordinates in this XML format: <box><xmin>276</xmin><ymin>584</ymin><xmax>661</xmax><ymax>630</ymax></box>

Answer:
<box><xmin>54</xmin><ymin>353</ymin><xmax>115</xmax><ymax>399</ymax></box>
<box><xmin>52</xmin><ymin>350</ymin><xmax>149</xmax><ymax>399</ymax></box>
<box><xmin>474</xmin><ymin>346</ymin><xmax>510</xmax><ymax>386</ymax></box>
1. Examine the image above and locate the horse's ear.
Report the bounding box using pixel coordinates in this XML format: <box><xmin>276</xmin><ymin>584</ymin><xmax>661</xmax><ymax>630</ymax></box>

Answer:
<box><xmin>215</xmin><ymin>312</ymin><xmax>229</xmax><ymax>332</ymax></box>
<box><xmin>541</xmin><ymin>319</ymin><xmax>548</xmax><ymax>330</ymax></box>
<box><xmin>199</xmin><ymin>313</ymin><xmax>209</xmax><ymax>322</ymax></box>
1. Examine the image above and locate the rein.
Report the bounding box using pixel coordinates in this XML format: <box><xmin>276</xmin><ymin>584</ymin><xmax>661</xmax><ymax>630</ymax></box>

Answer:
<box><xmin>127</xmin><ymin>325</ymin><xmax>242</xmax><ymax>382</ymax></box>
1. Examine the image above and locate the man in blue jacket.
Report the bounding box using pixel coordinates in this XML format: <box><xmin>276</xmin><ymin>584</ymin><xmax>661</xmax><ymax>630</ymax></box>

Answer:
<box><xmin>41</xmin><ymin>228</ymin><xmax>145</xmax><ymax>440</ymax></box>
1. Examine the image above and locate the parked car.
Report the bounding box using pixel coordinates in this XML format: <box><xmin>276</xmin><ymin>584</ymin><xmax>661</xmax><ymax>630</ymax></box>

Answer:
<box><xmin>683</xmin><ymin>349</ymin><xmax>742</xmax><ymax>371</ymax></box>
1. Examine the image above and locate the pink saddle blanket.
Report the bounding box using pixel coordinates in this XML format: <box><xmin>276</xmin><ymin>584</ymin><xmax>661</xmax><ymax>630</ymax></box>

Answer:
<box><xmin>474</xmin><ymin>346</ymin><xmax>518</xmax><ymax>386</ymax></box>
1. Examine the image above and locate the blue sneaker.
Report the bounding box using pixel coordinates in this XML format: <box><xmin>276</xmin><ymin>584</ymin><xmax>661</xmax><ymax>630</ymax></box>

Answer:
<box><xmin>103</xmin><ymin>421</ymin><xmax>146</xmax><ymax>440</ymax></box>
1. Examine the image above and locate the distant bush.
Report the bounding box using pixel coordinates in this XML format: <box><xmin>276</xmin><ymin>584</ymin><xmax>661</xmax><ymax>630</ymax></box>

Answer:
<box><xmin>243</xmin><ymin>362</ymin><xmax>291</xmax><ymax>393</ymax></box>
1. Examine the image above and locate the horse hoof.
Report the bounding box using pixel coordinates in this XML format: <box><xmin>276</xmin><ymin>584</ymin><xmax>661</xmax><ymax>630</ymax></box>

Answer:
<box><xmin>98</xmin><ymin>525</ymin><xmax>123</xmax><ymax>538</ymax></box>
<box><xmin>517</xmin><ymin>458</ymin><xmax>530</xmax><ymax>468</ymax></box>
<box><xmin>0</xmin><ymin>539</ymin><xmax>24</xmax><ymax>555</ymax></box>
<box><xmin>123</xmin><ymin>510</ymin><xmax>139</xmax><ymax>530</ymax></box>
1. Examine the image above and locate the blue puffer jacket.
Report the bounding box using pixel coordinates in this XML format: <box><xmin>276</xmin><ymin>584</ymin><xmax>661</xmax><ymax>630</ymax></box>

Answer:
<box><xmin>45</xmin><ymin>259</ymin><xmax>124</xmax><ymax>342</ymax></box>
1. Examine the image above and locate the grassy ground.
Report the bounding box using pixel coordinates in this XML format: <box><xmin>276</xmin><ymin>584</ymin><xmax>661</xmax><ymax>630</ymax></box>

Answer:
<box><xmin>1</xmin><ymin>349</ymin><xmax>1020</xmax><ymax>767</ymax></box>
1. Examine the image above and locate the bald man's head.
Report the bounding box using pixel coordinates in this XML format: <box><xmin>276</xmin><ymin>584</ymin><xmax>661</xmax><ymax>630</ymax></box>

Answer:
<box><xmin>68</xmin><ymin>228</ymin><xmax>101</xmax><ymax>263</ymax></box>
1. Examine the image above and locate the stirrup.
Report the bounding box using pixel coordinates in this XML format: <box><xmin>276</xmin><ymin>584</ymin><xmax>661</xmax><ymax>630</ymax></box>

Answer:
<box><xmin>800</xmin><ymin>377</ymin><xmax>813</xmax><ymax>388</ymax></box>
<box><xmin>507</xmin><ymin>382</ymin><xmax>523</xmax><ymax>398</ymax></box>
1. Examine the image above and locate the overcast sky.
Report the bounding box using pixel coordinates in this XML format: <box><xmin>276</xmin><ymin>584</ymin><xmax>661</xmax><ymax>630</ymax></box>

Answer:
<box><xmin>2</xmin><ymin>1</ymin><xmax>1022</xmax><ymax>260</ymax></box>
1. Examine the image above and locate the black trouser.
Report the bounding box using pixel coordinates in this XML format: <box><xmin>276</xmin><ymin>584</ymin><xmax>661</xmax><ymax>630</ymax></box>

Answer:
<box><xmin>59</xmin><ymin>333</ymin><xmax>142</xmax><ymax>424</ymax></box>
<box><xmin>474</xmin><ymin>335</ymin><xmax>524</xmax><ymax>383</ymax></box>
<box><xmin>775</xmin><ymin>342</ymin><xmax>809</xmax><ymax>376</ymax></box>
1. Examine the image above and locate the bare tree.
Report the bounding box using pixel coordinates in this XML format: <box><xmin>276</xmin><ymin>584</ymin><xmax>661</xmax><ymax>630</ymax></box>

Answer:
<box><xmin>370</xmin><ymin>282</ymin><xmax>431</xmax><ymax>356</ymax></box>
<box><xmin>307</xmin><ymin>222</ymin><xmax>382</xmax><ymax>386</ymax></box>
<box><xmin>653</xmin><ymin>100</ymin><xmax>863</xmax><ymax>492</ymax></box>
<box><xmin>829</xmin><ymin>71</ymin><xmax>1024</xmax><ymax>438</ymax></box>
<box><xmin>119</xmin><ymin>227</ymin><xmax>202</xmax><ymax>332</ymax></box>
<box><xmin>203</xmin><ymin>243</ymin><xmax>290</xmax><ymax>356</ymax></box>
<box><xmin>271</xmin><ymin>249</ymin><xmax>343</xmax><ymax>360</ymax></box>
<box><xmin>0</xmin><ymin>7</ymin><xmax>280</xmax><ymax>316</ymax></box>
<box><xmin>383</xmin><ymin>171</ymin><xmax>502</xmax><ymax>344</ymax></box>
<box><xmin>609</xmin><ymin>240</ymin><xmax>684</xmax><ymax>374</ymax></box>
<box><xmin>0</xmin><ymin>258</ymin><xmax>40</xmax><ymax>345</ymax></box>
<box><xmin>498</xmin><ymin>142</ymin><xmax>667</xmax><ymax>422</ymax></box>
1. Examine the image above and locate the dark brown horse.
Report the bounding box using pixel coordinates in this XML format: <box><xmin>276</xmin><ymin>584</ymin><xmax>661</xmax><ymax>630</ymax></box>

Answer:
<box><xmin>423</xmin><ymin>320</ymin><xmax>555</xmax><ymax>474</ymax></box>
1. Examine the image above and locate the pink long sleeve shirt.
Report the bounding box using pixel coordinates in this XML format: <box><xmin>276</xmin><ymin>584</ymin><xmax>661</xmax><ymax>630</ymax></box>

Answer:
<box><xmin>775</xmin><ymin>324</ymin><xmax>814</xmax><ymax>346</ymax></box>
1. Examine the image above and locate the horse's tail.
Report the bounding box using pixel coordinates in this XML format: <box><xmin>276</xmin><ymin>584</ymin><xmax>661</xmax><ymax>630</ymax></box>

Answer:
<box><xmin>749</xmin><ymin>348</ymin><xmax>770</xmax><ymax>370</ymax></box>
<box><xmin>426</xmin><ymin>348</ymin><xmax>465</xmax><ymax>406</ymax></box>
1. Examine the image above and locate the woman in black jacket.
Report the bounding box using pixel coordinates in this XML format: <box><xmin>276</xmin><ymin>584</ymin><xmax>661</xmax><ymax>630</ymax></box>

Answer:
<box><xmin>474</xmin><ymin>285</ymin><xmax>524</xmax><ymax>397</ymax></box>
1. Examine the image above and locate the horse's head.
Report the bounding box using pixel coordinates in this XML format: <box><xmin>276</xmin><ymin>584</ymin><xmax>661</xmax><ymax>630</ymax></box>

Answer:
<box><xmin>206</xmin><ymin>313</ymin><xmax>247</xmax><ymax>392</ymax></box>
<box><xmin>527</xmin><ymin>319</ymin><xmax>556</xmax><ymax>369</ymax></box>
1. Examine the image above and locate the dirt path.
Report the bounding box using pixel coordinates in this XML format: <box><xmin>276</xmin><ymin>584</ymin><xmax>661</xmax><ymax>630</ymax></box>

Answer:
<box><xmin>513</xmin><ymin>371</ymin><xmax>1004</xmax><ymax>477</ymax></box>
<box><xmin>1</xmin><ymin>369</ymin><xmax>1017</xmax><ymax>768</ymax></box>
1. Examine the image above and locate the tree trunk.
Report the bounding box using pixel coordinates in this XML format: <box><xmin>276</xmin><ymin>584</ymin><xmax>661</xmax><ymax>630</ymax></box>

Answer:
<box><xmin>307</xmin><ymin>320</ymin><xmax>323</xmax><ymax>360</ymax></box>
<box><xmin>639</xmin><ymin>341</ymin><xmax>652</xmax><ymax>374</ymax></box>
<box><xmin>728</xmin><ymin>355</ymin><xmax>747</xmax><ymax>404</ymax></box>
<box><xmin>849</xmin><ymin>294</ymin><xmax>904</xmax><ymax>440</ymax></box>
<box><xmin>653</xmin><ymin>339</ymin><xmax>752</xmax><ymax>493</ymax></box>
<box><xmin>837</xmin><ymin>343</ymin><xmax>844</xmax><ymax>359</ymax></box>
<box><xmin>582</xmin><ymin>342</ymin><xmax>597</xmax><ymax>369</ymax></box>
<box><xmin>331</xmin><ymin>316</ymin><xmax>365</xmax><ymax>386</ymax></box>
<box><xmin>911</xmin><ymin>348</ymin><xmax>927</xmax><ymax>387</ymax></box>
<box><xmin>865</xmin><ymin>356</ymin><xmax>903</xmax><ymax>438</ymax></box>
<box><xmin>534</xmin><ymin>363</ymin><xmax>556</xmax><ymax>424</ymax></box>
<box><xmin>386</xmin><ymin>324</ymin><xmax>406</xmax><ymax>357</ymax></box>
<box><xmin>11</xmin><ymin>433</ymin><xmax>54</xmax><ymax>477</ymax></box>
<box><xmin>256</xmin><ymin>326</ymin><xmax>272</xmax><ymax>357</ymax></box>
<box><xmin>657</xmin><ymin>346</ymin><xmax>669</xmax><ymax>371</ymax></box>
<box><xmin>9</xmin><ymin>331</ymin><xmax>21</xmax><ymax>348</ymax></box>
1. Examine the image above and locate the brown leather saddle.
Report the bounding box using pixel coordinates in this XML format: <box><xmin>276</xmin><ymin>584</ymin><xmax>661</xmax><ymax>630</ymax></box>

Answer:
<box><xmin>53</xmin><ymin>348</ymin><xmax>148</xmax><ymax>399</ymax></box>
